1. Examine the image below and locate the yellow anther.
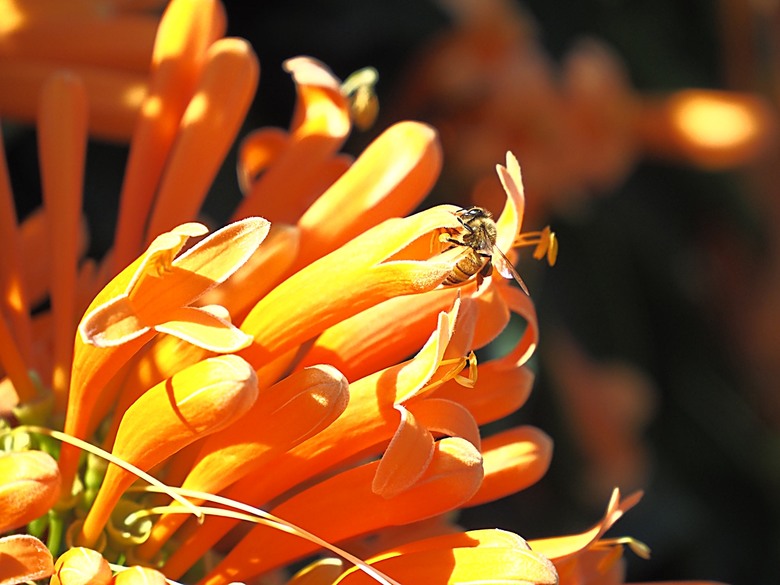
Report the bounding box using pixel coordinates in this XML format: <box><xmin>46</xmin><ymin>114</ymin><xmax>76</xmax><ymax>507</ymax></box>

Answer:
<box><xmin>341</xmin><ymin>67</ymin><xmax>379</xmax><ymax>130</ymax></box>
<box><xmin>513</xmin><ymin>225</ymin><xmax>558</xmax><ymax>266</ymax></box>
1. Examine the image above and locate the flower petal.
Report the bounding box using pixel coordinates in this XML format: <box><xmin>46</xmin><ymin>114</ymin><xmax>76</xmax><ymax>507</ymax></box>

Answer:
<box><xmin>298</xmin><ymin>288</ymin><xmax>460</xmax><ymax>381</ymax></box>
<box><xmin>494</xmin><ymin>282</ymin><xmax>539</xmax><ymax>368</ymax></box>
<box><xmin>198</xmin><ymin>223</ymin><xmax>300</xmax><ymax>318</ymax></box>
<box><xmin>37</xmin><ymin>71</ymin><xmax>88</xmax><ymax>407</ymax></box>
<box><xmin>465</xmin><ymin>426</ymin><xmax>553</xmax><ymax>507</ymax></box>
<box><xmin>372</xmin><ymin>405</ymin><xmax>434</xmax><ymax>498</ymax></box>
<box><xmin>0</xmin><ymin>450</ymin><xmax>61</xmax><ymax>532</ymax></box>
<box><xmin>0</xmin><ymin>57</ymin><xmax>147</xmax><ymax>142</ymax></box>
<box><xmin>154</xmin><ymin>305</ymin><xmax>253</xmax><ymax>352</ymax></box>
<box><xmin>77</xmin><ymin>295</ymin><xmax>149</xmax><ymax>348</ymax></box>
<box><xmin>51</xmin><ymin>547</ymin><xmax>111</xmax><ymax>585</ymax></box>
<box><xmin>530</xmin><ymin>488</ymin><xmax>644</xmax><ymax>561</ymax></box>
<box><xmin>0</xmin><ymin>308</ymin><xmax>37</xmax><ymax>404</ymax></box>
<box><xmin>0</xmin><ymin>8</ymin><xmax>155</xmax><ymax>73</ymax></box>
<box><xmin>409</xmin><ymin>397</ymin><xmax>481</xmax><ymax>449</ymax></box>
<box><xmin>393</xmin><ymin>301</ymin><xmax>457</xmax><ymax>403</ymax></box>
<box><xmin>236</xmin><ymin>127</ymin><xmax>290</xmax><ymax>194</ymax></box>
<box><xmin>62</xmin><ymin>219</ymin><xmax>266</xmax><ymax>490</ymax></box>
<box><xmin>0</xmin><ymin>534</ymin><xmax>54</xmax><ymax>585</ymax></box>
<box><xmin>130</xmin><ymin>217</ymin><xmax>269</xmax><ymax>313</ymax></box>
<box><xmin>0</xmin><ymin>139</ymin><xmax>32</xmax><ymax>366</ymax></box>
<box><xmin>160</xmin><ymin>306</ymin><xmax>465</xmax><ymax>578</ymax></box>
<box><xmin>495</xmin><ymin>151</ymin><xmax>527</xmax><ymax>254</ymax></box>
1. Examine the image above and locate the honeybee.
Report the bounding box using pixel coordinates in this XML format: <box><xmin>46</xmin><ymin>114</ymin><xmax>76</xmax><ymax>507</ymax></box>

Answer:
<box><xmin>440</xmin><ymin>206</ymin><xmax>528</xmax><ymax>291</ymax></box>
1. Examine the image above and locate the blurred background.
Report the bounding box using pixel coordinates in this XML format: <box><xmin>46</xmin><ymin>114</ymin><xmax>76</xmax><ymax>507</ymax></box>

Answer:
<box><xmin>5</xmin><ymin>0</ymin><xmax>780</xmax><ymax>583</ymax></box>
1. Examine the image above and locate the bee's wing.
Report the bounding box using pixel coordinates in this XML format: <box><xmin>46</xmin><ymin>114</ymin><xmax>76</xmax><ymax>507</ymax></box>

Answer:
<box><xmin>492</xmin><ymin>246</ymin><xmax>530</xmax><ymax>295</ymax></box>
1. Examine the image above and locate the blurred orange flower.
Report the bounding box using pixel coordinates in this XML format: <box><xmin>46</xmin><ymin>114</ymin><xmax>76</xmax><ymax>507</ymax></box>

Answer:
<box><xmin>396</xmin><ymin>0</ymin><xmax>775</xmax><ymax>221</ymax></box>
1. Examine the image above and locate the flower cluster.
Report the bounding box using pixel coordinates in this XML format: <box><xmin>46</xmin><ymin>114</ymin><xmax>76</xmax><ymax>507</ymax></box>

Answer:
<box><xmin>0</xmin><ymin>1</ymin><xmax>726</xmax><ymax>585</ymax></box>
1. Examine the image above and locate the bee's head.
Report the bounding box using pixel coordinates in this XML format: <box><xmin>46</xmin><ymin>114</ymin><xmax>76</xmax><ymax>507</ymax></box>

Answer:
<box><xmin>458</xmin><ymin>207</ymin><xmax>493</xmax><ymax>223</ymax></box>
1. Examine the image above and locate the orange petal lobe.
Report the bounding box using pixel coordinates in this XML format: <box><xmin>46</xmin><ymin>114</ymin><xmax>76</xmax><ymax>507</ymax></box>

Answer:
<box><xmin>0</xmin><ymin>450</ymin><xmax>61</xmax><ymax>532</ymax></box>
<box><xmin>372</xmin><ymin>406</ymin><xmax>434</xmax><ymax>498</ymax></box>
<box><xmin>236</xmin><ymin>127</ymin><xmax>290</xmax><ymax>195</ymax></box>
<box><xmin>0</xmin><ymin>535</ymin><xmax>54</xmax><ymax>585</ymax></box>
<box><xmin>409</xmin><ymin>397</ymin><xmax>481</xmax><ymax>448</ymax></box>
<box><xmin>63</xmin><ymin>220</ymin><xmax>259</xmax><ymax>487</ymax></box>
<box><xmin>530</xmin><ymin>488</ymin><xmax>644</xmax><ymax>561</ymax></box>
<box><xmin>466</xmin><ymin>426</ymin><xmax>553</xmax><ymax>507</ymax></box>
<box><xmin>154</xmin><ymin>305</ymin><xmax>253</xmax><ymax>352</ymax></box>
<box><xmin>495</xmin><ymin>151</ymin><xmax>527</xmax><ymax>253</ymax></box>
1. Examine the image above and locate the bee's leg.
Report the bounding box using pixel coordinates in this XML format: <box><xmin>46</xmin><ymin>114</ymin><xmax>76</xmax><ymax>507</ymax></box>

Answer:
<box><xmin>476</xmin><ymin>255</ymin><xmax>493</xmax><ymax>287</ymax></box>
<box><xmin>440</xmin><ymin>234</ymin><xmax>466</xmax><ymax>248</ymax></box>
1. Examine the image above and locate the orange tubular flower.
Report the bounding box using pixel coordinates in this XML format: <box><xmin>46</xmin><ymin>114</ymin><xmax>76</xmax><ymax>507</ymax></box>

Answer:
<box><xmin>50</xmin><ymin>547</ymin><xmax>112</xmax><ymax>585</ymax></box>
<box><xmin>0</xmin><ymin>2</ymin><xmax>721</xmax><ymax>585</ymax></box>
<box><xmin>58</xmin><ymin>216</ymin><xmax>268</xmax><ymax>495</ymax></box>
<box><xmin>0</xmin><ymin>534</ymin><xmax>55</xmax><ymax>584</ymax></box>
<box><xmin>0</xmin><ymin>450</ymin><xmax>61</xmax><ymax>533</ymax></box>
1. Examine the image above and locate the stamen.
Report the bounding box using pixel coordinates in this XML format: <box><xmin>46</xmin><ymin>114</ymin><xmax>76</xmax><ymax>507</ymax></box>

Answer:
<box><xmin>513</xmin><ymin>225</ymin><xmax>558</xmax><ymax>266</ymax></box>
<box><xmin>596</xmin><ymin>536</ymin><xmax>652</xmax><ymax>560</ymax></box>
<box><xmin>341</xmin><ymin>67</ymin><xmax>379</xmax><ymax>130</ymax></box>
<box><xmin>429</xmin><ymin>352</ymin><xmax>478</xmax><ymax>390</ymax></box>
